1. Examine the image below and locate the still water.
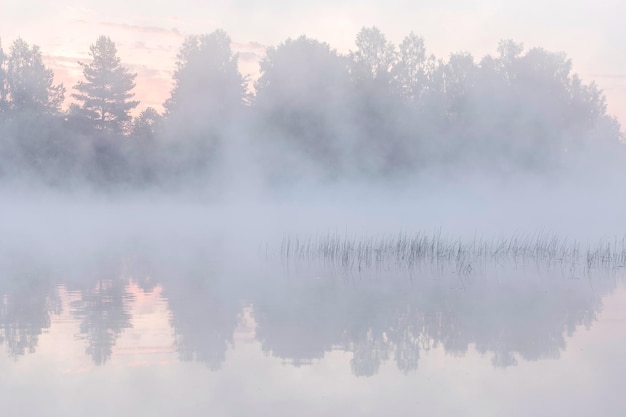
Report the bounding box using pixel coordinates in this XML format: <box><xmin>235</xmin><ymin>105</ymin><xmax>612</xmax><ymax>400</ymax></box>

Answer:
<box><xmin>1</xmin><ymin>235</ymin><xmax>625</xmax><ymax>417</ymax></box>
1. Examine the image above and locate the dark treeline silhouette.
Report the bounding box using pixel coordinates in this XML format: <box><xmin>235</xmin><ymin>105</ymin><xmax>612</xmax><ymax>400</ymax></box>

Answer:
<box><xmin>0</xmin><ymin>28</ymin><xmax>623</xmax><ymax>190</ymax></box>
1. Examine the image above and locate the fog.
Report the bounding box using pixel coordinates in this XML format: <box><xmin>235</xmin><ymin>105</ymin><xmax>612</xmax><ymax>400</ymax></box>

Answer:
<box><xmin>1</xmin><ymin>26</ymin><xmax>626</xmax><ymax>417</ymax></box>
<box><xmin>0</xmin><ymin>30</ymin><xmax>623</xmax><ymax>196</ymax></box>
<box><xmin>2</xmin><ymin>25</ymin><xmax>626</xmax><ymax>332</ymax></box>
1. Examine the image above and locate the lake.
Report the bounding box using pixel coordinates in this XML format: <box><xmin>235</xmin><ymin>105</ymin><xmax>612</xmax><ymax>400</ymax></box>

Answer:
<box><xmin>1</xmin><ymin>196</ymin><xmax>626</xmax><ymax>416</ymax></box>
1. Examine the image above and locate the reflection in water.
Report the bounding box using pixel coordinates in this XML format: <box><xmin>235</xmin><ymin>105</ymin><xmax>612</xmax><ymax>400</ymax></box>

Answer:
<box><xmin>0</xmin><ymin>246</ymin><xmax>621</xmax><ymax>376</ymax></box>
<box><xmin>251</xmin><ymin>266</ymin><xmax>610</xmax><ymax>375</ymax></box>
<box><xmin>70</xmin><ymin>276</ymin><xmax>135</xmax><ymax>366</ymax></box>
<box><xmin>165</xmin><ymin>275</ymin><xmax>240</xmax><ymax>370</ymax></box>
<box><xmin>0</xmin><ymin>267</ymin><xmax>61</xmax><ymax>359</ymax></box>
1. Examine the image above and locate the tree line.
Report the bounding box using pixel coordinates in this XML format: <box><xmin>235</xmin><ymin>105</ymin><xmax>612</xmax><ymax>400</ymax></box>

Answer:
<box><xmin>0</xmin><ymin>28</ymin><xmax>623</xmax><ymax>189</ymax></box>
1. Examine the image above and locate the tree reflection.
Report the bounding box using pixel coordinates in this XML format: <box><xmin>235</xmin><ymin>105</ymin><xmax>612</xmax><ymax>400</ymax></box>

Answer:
<box><xmin>0</xmin><ymin>247</ymin><xmax>618</xmax><ymax>377</ymax></box>
<box><xmin>348</xmin><ymin>329</ymin><xmax>390</xmax><ymax>377</ymax></box>
<box><xmin>163</xmin><ymin>273</ymin><xmax>240</xmax><ymax>370</ymax></box>
<box><xmin>251</xmin><ymin>267</ymin><xmax>614</xmax><ymax>376</ymax></box>
<box><xmin>0</xmin><ymin>270</ymin><xmax>61</xmax><ymax>359</ymax></box>
<box><xmin>70</xmin><ymin>277</ymin><xmax>134</xmax><ymax>366</ymax></box>
<box><xmin>253</xmin><ymin>283</ymin><xmax>352</xmax><ymax>366</ymax></box>
<box><xmin>81</xmin><ymin>245</ymin><xmax>242</xmax><ymax>370</ymax></box>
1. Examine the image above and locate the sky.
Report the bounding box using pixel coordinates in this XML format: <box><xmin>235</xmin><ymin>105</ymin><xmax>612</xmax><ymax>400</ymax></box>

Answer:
<box><xmin>1</xmin><ymin>0</ymin><xmax>625</xmax><ymax>128</ymax></box>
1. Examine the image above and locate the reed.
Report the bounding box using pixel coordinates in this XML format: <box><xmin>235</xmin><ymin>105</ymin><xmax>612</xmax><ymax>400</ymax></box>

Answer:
<box><xmin>279</xmin><ymin>232</ymin><xmax>626</xmax><ymax>273</ymax></box>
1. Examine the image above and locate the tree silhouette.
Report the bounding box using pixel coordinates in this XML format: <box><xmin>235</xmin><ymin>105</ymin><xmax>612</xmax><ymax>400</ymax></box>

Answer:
<box><xmin>348</xmin><ymin>27</ymin><xmax>417</xmax><ymax>175</ymax></box>
<box><xmin>350</xmin><ymin>27</ymin><xmax>397</xmax><ymax>84</ymax></box>
<box><xmin>254</xmin><ymin>36</ymin><xmax>354</xmax><ymax>178</ymax></box>
<box><xmin>3</xmin><ymin>38</ymin><xmax>64</xmax><ymax>115</ymax></box>
<box><xmin>0</xmin><ymin>38</ymin><xmax>70</xmax><ymax>183</ymax></box>
<box><xmin>162</xmin><ymin>30</ymin><xmax>247</xmax><ymax>176</ymax></box>
<box><xmin>394</xmin><ymin>32</ymin><xmax>429</xmax><ymax>101</ymax></box>
<box><xmin>165</xmin><ymin>30</ymin><xmax>246</xmax><ymax>120</ymax></box>
<box><xmin>72</xmin><ymin>36</ymin><xmax>139</xmax><ymax>135</ymax></box>
<box><xmin>131</xmin><ymin>107</ymin><xmax>163</xmax><ymax>140</ymax></box>
<box><xmin>0</xmin><ymin>29</ymin><xmax>622</xmax><ymax>187</ymax></box>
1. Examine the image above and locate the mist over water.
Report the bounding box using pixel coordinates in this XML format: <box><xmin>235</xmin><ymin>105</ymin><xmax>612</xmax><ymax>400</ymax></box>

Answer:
<box><xmin>1</xmin><ymin>25</ymin><xmax>626</xmax><ymax>417</ymax></box>
<box><xmin>2</xmin><ymin>184</ymin><xmax>626</xmax><ymax>416</ymax></box>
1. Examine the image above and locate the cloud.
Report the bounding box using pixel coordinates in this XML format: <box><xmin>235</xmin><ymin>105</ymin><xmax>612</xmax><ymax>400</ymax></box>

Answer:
<box><xmin>98</xmin><ymin>21</ymin><xmax>184</xmax><ymax>37</ymax></box>
<box><xmin>230</xmin><ymin>40</ymin><xmax>268</xmax><ymax>64</ymax></box>
<box><xmin>128</xmin><ymin>63</ymin><xmax>170</xmax><ymax>79</ymax></box>
<box><xmin>42</xmin><ymin>54</ymin><xmax>81</xmax><ymax>66</ymax></box>
<box><xmin>238</xmin><ymin>51</ymin><xmax>262</xmax><ymax>63</ymax></box>
<box><xmin>131</xmin><ymin>41</ymin><xmax>176</xmax><ymax>53</ymax></box>
<box><xmin>231</xmin><ymin>40</ymin><xmax>267</xmax><ymax>52</ymax></box>
<box><xmin>222</xmin><ymin>40</ymin><xmax>268</xmax><ymax>65</ymax></box>
<box><xmin>588</xmin><ymin>74</ymin><xmax>626</xmax><ymax>80</ymax></box>
<box><xmin>42</xmin><ymin>54</ymin><xmax>85</xmax><ymax>81</ymax></box>
<box><xmin>74</xmin><ymin>19</ymin><xmax>184</xmax><ymax>38</ymax></box>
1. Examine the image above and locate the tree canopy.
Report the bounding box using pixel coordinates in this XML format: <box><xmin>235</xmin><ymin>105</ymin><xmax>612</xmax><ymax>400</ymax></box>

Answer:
<box><xmin>72</xmin><ymin>36</ymin><xmax>139</xmax><ymax>135</ymax></box>
<box><xmin>161</xmin><ymin>30</ymin><xmax>248</xmax><ymax>177</ymax></box>
<box><xmin>0</xmin><ymin>27</ymin><xmax>622</xmax><ymax>189</ymax></box>
<box><xmin>165</xmin><ymin>30</ymin><xmax>246</xmax><ymax>123</ymax></box>
<box><xmin>2</xmin><ymin>38</ymin><xmax>64</xmax><ymax>115</ymax></box>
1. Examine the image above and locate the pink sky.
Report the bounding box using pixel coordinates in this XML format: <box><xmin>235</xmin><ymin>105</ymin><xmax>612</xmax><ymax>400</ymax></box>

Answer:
<box><xmin>1</xmin><ymin>1</ymin><xmax>624</xmax><ymax>130</ymax></box>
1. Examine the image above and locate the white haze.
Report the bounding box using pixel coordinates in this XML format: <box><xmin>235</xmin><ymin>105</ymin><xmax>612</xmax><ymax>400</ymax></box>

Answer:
<box><xmin>1</xmin><ymin>28</ymin><xmax>626</xmax><ymax>273</ymax></box>
<box><xmin>3</xmin><ymin>26</ymin><xmax>626</xmax><ymax>417</ymax></box>
<box><xmin>2</xmin><ymin>168</ymin><xmax>626</xmax><ymax>277</ymax></box>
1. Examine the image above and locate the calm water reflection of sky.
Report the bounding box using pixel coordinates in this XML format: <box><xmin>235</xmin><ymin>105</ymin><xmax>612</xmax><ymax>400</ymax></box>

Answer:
<box><xmin>2</xmin><ymin>193</ymin><xmax>626</xmax><ymax>415</ymax></box>
<box><xmin>1</xmin><ymin>249</ymin><xmax>625</xmax><ymax>416</ymax></box>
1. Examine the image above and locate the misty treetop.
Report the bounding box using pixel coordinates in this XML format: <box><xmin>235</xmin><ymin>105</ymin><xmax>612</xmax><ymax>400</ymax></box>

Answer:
<box><xmin>0</xmin><ymin>28</ymin><xmax>622</xmax><ymax>189</ymax></box>
<box><xmin>71</xmin><ymin>36</ymin><xmax>139</xmax><ymax>135</ymax></box>
<box><xmin>0</xmin><ymin>38</ymin><xmax>64</xmax><ymax>116</ymax></box>
<box><xmin>165</xmin><ymin>30</ymin><xmax>247</xmax><ymax>120</ymax></box>
<box><xmin>160</xmin><ymin>30</ymin><xmax>248</xmax><ymax>177</ymax></box>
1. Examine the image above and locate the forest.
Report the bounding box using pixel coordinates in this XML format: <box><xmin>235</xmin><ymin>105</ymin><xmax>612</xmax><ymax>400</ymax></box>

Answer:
<box><xmin>0</xmin><ymin>27</ymin><xmax>623</xmax><ymax>191</ymax></box>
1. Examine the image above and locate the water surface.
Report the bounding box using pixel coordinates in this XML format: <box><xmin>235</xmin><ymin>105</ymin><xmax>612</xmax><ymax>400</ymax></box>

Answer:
<box><xmin>1</xmin><ymin>236</ymin><xmax>625</xmax><ymax>416</ymax></box>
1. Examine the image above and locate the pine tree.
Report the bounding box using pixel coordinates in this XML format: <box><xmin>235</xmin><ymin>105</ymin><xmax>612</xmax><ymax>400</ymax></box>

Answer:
<box><xmin>72</xmin><ymin>36</ymin><xmax>139</xmax><ymax>134</ymax></box>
